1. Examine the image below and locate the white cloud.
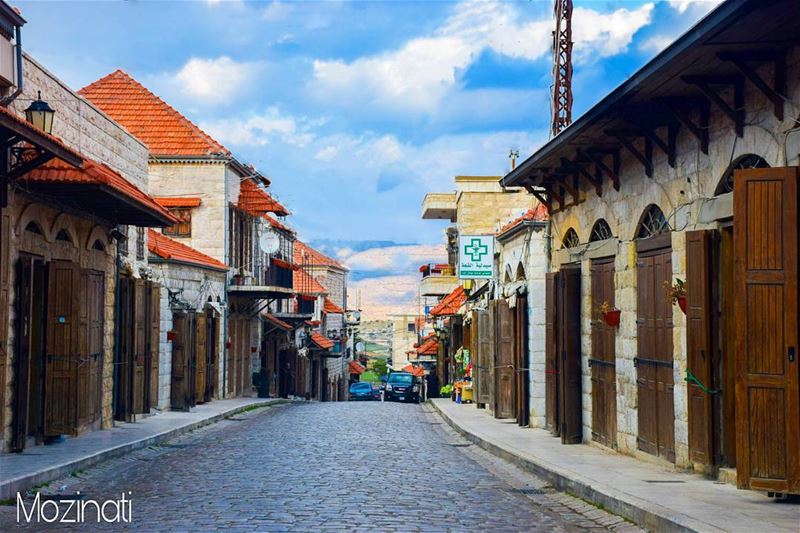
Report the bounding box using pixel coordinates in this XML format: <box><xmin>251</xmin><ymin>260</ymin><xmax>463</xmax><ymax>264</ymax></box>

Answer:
<box><xmin>339</xmin><ymin>244</ymin><xmax>446</xmax><ymax>273</ymax></box>
<box><xmin>262</xmin><ymin>1</ymin><xmax>293</xmax><ymax>21</ymax></box>
<box><xmin>667</xmin><ymin>0</ymin><xmax>723</xmax><ymax>14</ymax></box>
<box><xmin>174</xmin><ymin>56</ymin><xmax>261</xmax><ymax>103</ymax></box>
<box><xmin>200</xmin><ymin>107</ymin><xmax>315</xmax><ymax>147</ymax></box>
<box><xmin>640</xmin><ymin>35</ymin><xmax>675</xmax><ymax>54</ymax></box>
<box><xmin>314</xmin><ymin>145</ymin><xmax>338</xmax><ymax>161</ymax></box>
<box><xmin>349</xmin><ymin>275</ymin><xmax>421</xmax><ymax>319</ymax></box>
<box><xmin>309</xmin><ymin>0</ymin><xmax>654</xmax><ymax>114</ymax></box>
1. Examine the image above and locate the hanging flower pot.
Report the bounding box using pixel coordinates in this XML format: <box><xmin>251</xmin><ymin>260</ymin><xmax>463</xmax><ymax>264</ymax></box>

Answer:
<box><xmin>602</xmin><ymin>309</ymin><xmax>621</xmax><ymax>327</ymax></box>
<box><xmin>678</xmin><ymin>295</ymin><xmax>687</xmax><ymax>314</ymax></box>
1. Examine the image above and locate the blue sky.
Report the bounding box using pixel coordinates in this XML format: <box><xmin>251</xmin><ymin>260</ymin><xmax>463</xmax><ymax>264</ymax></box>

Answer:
<box><xmin>17</xmin><ymin>0</ymin><xmax>722</xmax><ymax>316</ymax></box>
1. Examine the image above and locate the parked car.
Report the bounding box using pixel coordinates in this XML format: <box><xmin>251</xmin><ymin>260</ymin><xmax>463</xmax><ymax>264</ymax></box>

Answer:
<box><xmin>384</xmin><ymin>372</ymin><xmax>420</xmax><ymax>403</ymax></box>
<box><xmin>371</xmin><ymin>385</ymin><xmax>382</xmax><ymax>400</ymax></box>
<box><xmin>349</xmin><ymin>382</ymin><xmax>376</xmax><ymax>401</ymax></box>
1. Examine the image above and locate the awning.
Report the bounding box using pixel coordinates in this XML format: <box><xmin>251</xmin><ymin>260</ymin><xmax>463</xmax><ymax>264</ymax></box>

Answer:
<box><xmin>263</xmin><ymin>313</ymin><xmax>293</xmax><ymax>331</ymax></box>
<box><xmin>466</xmin><ymin>281</ymin><xmax>491</xmax><ymax>302</ymax></box>
<box><xmin>402</xmin><ymin>364</ymin><xmax>425</xmax><ymax>377</ymax></box>
<box><xmin>348</xmin><ymin>361</ymin><xmax>366</xmax><ymax>375</ymax></box>
<box><xmin>323</xmin><ymin>298</ymin><xmax>344</xmax><ymax>314</ymax></box>
<box><xmin>310</xmin><ymin>332</ymin><xmax>334</xmax><ymax>350</ymax></box>
<box><xmin>227</xmin><ymin>284</ymin><xmax>294</xmax><ymax>299</ymax></box>
<box><xmin>430</xmin><ymin>285</ymin><xmax>467</xmax><ymax>317</ymax></box>
<box><xmin>148</xmin><ymin>229</ymin><xmax>227</xmax><ymax>271</ymax></box>
<box><xmin>20</xmin><ymin>157</ymin><xmax>177</xmax><ymax>227</ymax></box>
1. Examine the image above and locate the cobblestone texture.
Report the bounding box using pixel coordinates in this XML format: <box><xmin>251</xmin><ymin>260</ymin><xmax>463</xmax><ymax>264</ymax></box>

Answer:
<box><xmin>0</xmin><ymin>402</ymin><xmax>643</xmax><ymax>532</ymax></box>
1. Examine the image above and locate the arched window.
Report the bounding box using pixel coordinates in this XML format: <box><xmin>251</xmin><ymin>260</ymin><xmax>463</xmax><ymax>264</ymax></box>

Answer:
<box><xmin>715</xmin><ymin>154</ymin><xmax>769</xmax><ymax>195</ymax></box>
<box><xmin>636</xmin><ymin>205</ymin><xmax>670</xmax><ymax>239</ymax></box>
<box><xmin>562</xmin><ymin>228</ymin><xmax>580</xmax><ymax>249</ymax></box>
<box><xmin>25</xmin><ymin>221</ymin><xmax>43</xmax><ymax>235</ymax></box>
<box><xmin>55</xmin><ymin>229</ymin><xmax>72</xmax><ymax>242</ymax></box>
<box><xmin>92</xmin><ymin>239</ymin><xmax>106</xmax><ymax>251</ymax></box>
<box><xmin>515</xmin><ymin>263</ymin><xmax>526</xmax><ymax>281</ymax></box>
<box><xmin>589</xmin><ymin>219</ymin><xmax>613</xmax><ymax>242</ymax></box>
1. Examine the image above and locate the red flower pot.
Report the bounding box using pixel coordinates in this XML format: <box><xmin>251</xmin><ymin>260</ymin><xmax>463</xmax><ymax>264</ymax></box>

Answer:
<box><xmin>166</xmin><ymin>330</ymin><xmax>177</xmax><ymax>341</ymax></box>
<box><xmin>678</xmin><ymin>295</ymin><xmax>687</xmax><ymax>314</ymax></box>
<box><xmin>602</xmin><ymin>309</ymin><xmax>621</xmax><ymax>327</ymax></box>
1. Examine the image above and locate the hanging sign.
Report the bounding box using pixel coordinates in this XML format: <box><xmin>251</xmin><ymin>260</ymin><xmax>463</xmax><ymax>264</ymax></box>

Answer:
<box><xmin>458</xmin><ymin>235</ymin><xmax>494</xmax><ymax>279</ymax></box>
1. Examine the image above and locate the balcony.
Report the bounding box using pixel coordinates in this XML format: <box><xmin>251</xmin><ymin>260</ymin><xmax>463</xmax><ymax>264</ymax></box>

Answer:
<box><xmin>264</xmin><ymin>257</ymin><xmax>294</xmax><ymax>289</ymax></box>
<box><xmin>421</xmin><ymin>192</ymin><xmax>456</xmax><ymax>221</ymax></box>
<box><xmin>419</xmin><ymin>264</ymin><xmax>458</xmax><ymax>297</ymax></box>
<box><xmin>227</xmin><ymin>257</ymin><xmax>295</xmax><ymax>299</ymax></box>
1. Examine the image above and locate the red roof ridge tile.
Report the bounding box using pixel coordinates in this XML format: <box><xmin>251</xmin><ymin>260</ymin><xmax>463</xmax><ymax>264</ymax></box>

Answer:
<box><xmin>147</xmin><ymin>229</ymin><xmax>227</xmax><ymax>271</ymax></box>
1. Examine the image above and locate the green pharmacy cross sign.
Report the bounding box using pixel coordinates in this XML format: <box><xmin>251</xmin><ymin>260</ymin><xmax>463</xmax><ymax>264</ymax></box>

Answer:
<box><xmin>457</xmin><ymin>235</ymin><xmax>494</xmax><ymax>279</ymax></box>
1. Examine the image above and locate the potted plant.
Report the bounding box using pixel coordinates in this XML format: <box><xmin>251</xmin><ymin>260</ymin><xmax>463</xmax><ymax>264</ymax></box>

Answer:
<box><xmin>664</xmin><ymin>278</ymin><xmax>687</xmax><ymax>314</ymax></box>
<box><xmin>598</xmin><ymin>301</ymin><xmax>621</xmax><ymax>327</ymax></box>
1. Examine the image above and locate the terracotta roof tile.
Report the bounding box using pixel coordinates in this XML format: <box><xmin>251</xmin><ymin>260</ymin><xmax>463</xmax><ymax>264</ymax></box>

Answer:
<box><xmin>263</xmin><ymin>313</ymin><xmax>293</xmax><ymax>331</ymax></box>
<box><xmin>79</xmin><ymin>70</ymin><xmax>229</xmax><ymax>157</ymax></box>
<box><xmin>348</xmin><ymin>361</ymin><xmax>366</xmax><ymax>375</ymax></box>
<box><xmin>429</xmin><ymin>286</ymin><xmax>466</xmax><ymax>317</ymax></box>
<box><xmin>402</xmin><ymin>364</ymin><xmax>426</xmax><ymax>377</ymax></box>
<box><xmin>323</xmin><ymin>298</ymin><xmax>345</xmax><ymax>314</ymax></box>
<box><xmin>23</xmin><ymin>158</ymin><xmax>177</xmax><ymax>224</ymax></box>
<box><xmin>497</xmin><ymin>205</ymin><xmax>549</xmax><ymax>236</ymax></box>
<box><xmin>148</xmin><ymin>229</ymin><xmax>227</xmax><ymax>271</ymax></box>
<box><xmin>310</xmin><ymin>332</ymin><xmax>334</xmax><ymax>350</ymax></box>
<box><xmin>155</xmin><ymin>197</ymin><xmax>202</xmax><ymax>208</ymax></box>
<box><xmin>294</xmin><ymin>240</ymin><xmax>347</xmax><ymax>271</ymax></box>
<box><xmin>238</xmin><ymin>180</ymin><xmax>289</xmax><ymax>216</ymax></box>
<box><xmin>294</xmin><ymin>267</ymin><xmax>327</xmax><ymax>296</ymax></box>
<box><xmin>263</xmin><ymin>213</ymin><xmax>294</xmax><ymax>234</ymax></box>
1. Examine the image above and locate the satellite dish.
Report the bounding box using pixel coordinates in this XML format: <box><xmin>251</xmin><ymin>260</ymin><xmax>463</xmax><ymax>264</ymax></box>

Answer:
<box><xmin>259</xmin><ymin>230</ymin><xmax>280</xmax><ymax>254</ymax></box>
<box><xmin>356</xmin><ymin>342</ymin><xmax>365</xmax><ymax>352</ymax></box>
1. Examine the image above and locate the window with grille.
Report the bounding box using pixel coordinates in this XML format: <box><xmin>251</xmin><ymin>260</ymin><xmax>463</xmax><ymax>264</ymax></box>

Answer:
<box><xmin>715</xmin><ymin>154</ymin><xmax>769</xmax><ymax>195</ymax></box>
<box><xmin>136</xmin><ymin>227</ymin><xmax>145</xmax><ymax>260</ymax></box>
<box><xmin>562</xmin><ymin>228</ymin><xmax>580</xmax><ymax>249</ymax></box>
<box><xmin>163</xmin><ymin>208</ymin><xmax>192</xmax><ymax>237</ymax></box>
<box><xmin>119</xmin><ymin>225</ymin><xmax>129</xmax><ymax>256</ymax></box>
<box><xmin>589</xmin><ymin>219</ymin><xmax>612</xmax><ymax>242</ymax></box>
<box><xmin>636</xmin><ymin>205</ymin><xmax>669</xmax><ymax>239</ymax></box>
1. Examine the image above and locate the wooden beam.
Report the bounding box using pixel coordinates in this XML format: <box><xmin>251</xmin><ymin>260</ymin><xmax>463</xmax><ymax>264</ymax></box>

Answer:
<box><xmin>523</xmin><ymin>184</ymin><xmax>551</xmax><ymax>213</ymax></box>
<box><xmin>605</xmin><ymin>130</ymin><xmax>652</xmax><ymax>177</ymax></box>
<box><xmin>661</xmin><ymin>98</ymin><xmax>709</xmax><ymax>155</ymax></box>
<box><xmin>682</xmin><ymin>74</ymin><xmax>744</xmax><ymax>137</ymax></box>
<box><xmin>584</xmin><ymin>149</ymin><xmax>620</xmax><ymax>190</ymax></box>
<box><xmin>718</xmin><ymin>50</ymin><xmax>786</xmax><ymax>121</ymax></box>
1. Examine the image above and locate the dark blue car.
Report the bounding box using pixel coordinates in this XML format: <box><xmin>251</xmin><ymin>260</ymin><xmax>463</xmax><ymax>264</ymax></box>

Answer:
<box><xmin>349</xmin><ymin>382</ymin><xmax>375</xmax><ymax>401</ymax></box>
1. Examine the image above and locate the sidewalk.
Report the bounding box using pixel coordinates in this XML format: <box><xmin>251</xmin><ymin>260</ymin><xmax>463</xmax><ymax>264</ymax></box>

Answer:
<box><xmin>0</xmin><ymin>397</ymin><xmax>289</xmax><ymax>500</ymax></box>
<box><xmin>429</xmin><ymin>399</ymin><xmax>799</xmax><ymax>533</ymax></box>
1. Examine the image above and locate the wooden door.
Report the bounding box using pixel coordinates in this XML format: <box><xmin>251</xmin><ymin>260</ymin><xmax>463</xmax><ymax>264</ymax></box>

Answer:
<box><xmin>0</xmin><ymin>210</ymin><xmax>10</xmax><ymax>431</ymax></box>
<box><xmin>77</xmin><ymin>270</ymin><xmax>103</xmax><ymax>431</ymax></box>
<box><xmin>132</xmin><ymin>280</ymin><xmax>147</xmax><ymax>414</ymax></box>
<box><xmin>487</xmin><ymin>300</ymin><xmax>497</xmax><ymax>414</ymax></box>
<box><xmin>590</xmin><ymin>258</ymin><xmax>617</xmax><ymax>448</ymax></box>
<box><xmin>170</xmin><ymin>312</ymin><xmax>190</xmax><ymax>411</ymax></box>
<box><xmin>494</xmin><ymin>299</ymin><xmax>515</xmax><ymax>419</ymax></box>
<box><xmin>115</xmin><ymin>275</ymin><xmax>132</xmax><ymax>422</ymax></box>
<box><xmin>558</xmin><ymin>266</ymin><xmax>582</xmax><ymax>444</ymax></box>
<box><xmin>12</xmin><ymin>258</ymin><xmax>34</xmax><ymax>450</ymax></box>
<box><xmin>476</xmin><ymin>309</ymin><xmax>491</xmax><ymax>407</ymax></box>
<box><xmin>719</xmin><ymin>227</ymin><xmax>737</xmax><ymax>467</ymax></box>
<box><xmin>733</xmin><ymin>166</ymin><xmax>799</xmax><ymax>493</ymax></box>
<box><xmin>44</xmin><ymin>260</ymin><xmax>79</xmax><ymax>435</ymax></box>
<box><xmin>206</xmin><ymin>311</ymin><xmax>217</xmax><ymax>401</ymax></box>
<box><xmin>186</xmin><ymin>311</ymin><xmax>197</xmax><ymax>407</ymax></box>
<box><xmin>545</xmin><ymin>272</ymin><xmax>559</xmax><ymax>435</ymax></box>
<box><xmin>515</xmin><ymin>294</ymin><xmax>530</xmax><ymax>427</ymax></box>
<box><xmin>636</xmin><ymin>248</ymin><xmax>675</xmax><ymax>462</ymax></box>
<box><xmin>195</xmin><ymin>311</ymin><xmax>207</xmax><ymax>404</ymax></box>
<box><xmin>76</xmin><ymin>272</ymin><xmax>90</xmax><ymax>430</ymax></box>
<box><xmin>686</xmin><ymin>230</ymin><xmax>715</xmax><ymax>465</ymax></box>
<box><xmin>147</xmin><ymin>282</ymin><xmax>160</xmax><ymax>409</ymax></box>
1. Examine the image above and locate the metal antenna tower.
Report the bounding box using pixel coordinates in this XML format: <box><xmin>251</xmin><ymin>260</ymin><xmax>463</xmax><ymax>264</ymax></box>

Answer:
<box><xmin>552</xmin><ymin>0</ymin><xmax>573</xmax><ymax>137</ymax></box>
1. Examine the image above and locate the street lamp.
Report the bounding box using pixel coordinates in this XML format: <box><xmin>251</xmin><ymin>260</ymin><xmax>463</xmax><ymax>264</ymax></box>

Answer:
<box><xmin>25</xmin><ymin>91</ymin><xmax>55</xmax><ymax>134</ymax></box>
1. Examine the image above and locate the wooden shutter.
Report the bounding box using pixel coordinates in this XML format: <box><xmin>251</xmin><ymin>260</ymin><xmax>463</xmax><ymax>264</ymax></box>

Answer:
<box><xmin>494</xmin><ymin>299</ymin><xmax>515</xmax><ymax>419</ymax></box>
<box><xmin>734</xmin><ymin>166</ymin><xmax>799</xmax><ymax>493</ymax></box>
<box><xmin>559</xmin><ymin>267</ymin><xmax>582</xmax><ymax>444</ymax></box>
<box><xmin>487</xmin><ymin>300</ymin><xmax>497</xmax><ymax>414</ymax></box>
<box><xmin>0</xmin><ymin>210</ymin><xmax>9</xmax><ymax>430</ymax></box>
<box><xmin>686</xmin><ymin>230</ymin><xmax>714</xmax><ymax>465</ymax></box>
<box><xmin>195</xmin><ymin>311</ymin><xmax>207</xmax><ymax>404</ymax></box>
<box><xmin>11</xmin><ymin>258</ymin><xmax>33</xmax><ymax>450</ymax></box>
<box><xmin>590</xmin><ymin>259</ymin><xmax>616</xmax><ymax>448</ymax></box>
<box><xmin>76</xmin><ymin>271</ymin><xmax>90</xmax><ymax>429</ymax></box>
<box><xmin>636</xmin><ymin>255</ymin><xmax>658</xmax><ymax>456</ymax></box>
<box><xmin>170</xmin><ymin>312</ymin><xmax>188</xmax><ymax>411</ymax></box>
<box><xmin>132</xmin><ymin>280</ymin><xmax>147</xmax><ymax>414</ymax></box>
<box><xmin>477</xmin><ymin>309</ymin><xmax>491</xmax><ymax>406</ymax></box>
<box><xmin>44</xmin><ymin>260</ymin><xmax>79</xmax><ymax>435</ymax></box>
<box><xmin>515</xmin><ymin>294</ymin><xmax>529</xmax><ymax>427</ymax></box>
<box><xmin>89</xmin><ymin>272</ymin><xmax>104</xmax><ymax>423</ymax></box>
<box><xmin>545</xmin><ymin>272</ymin><xmax>559</xmax><ymax>435</ymax></box>
<box><xmin>148</xmin><ymin>282</ymin><xmax>160</xmax><ymax>409</ymax></box>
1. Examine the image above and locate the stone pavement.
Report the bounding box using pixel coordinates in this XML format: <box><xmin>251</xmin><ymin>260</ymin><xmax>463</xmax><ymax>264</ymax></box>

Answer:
<box><xmin>0</xmin><ymin>397</ymin><xmax>287</xmax><ymax>500</ymax></box>
<box><xmin>430</xmin><ymin>398</ymin><xmax>800</xmax><ymax>533</ymax></box>
<box><xmin>1</xmin><ymin>401</ymin><xmax>643</xmax><ymax>532</ymax></box>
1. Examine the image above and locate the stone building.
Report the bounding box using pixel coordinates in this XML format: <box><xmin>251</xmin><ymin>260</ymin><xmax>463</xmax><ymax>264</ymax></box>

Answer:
<box><xmin>502</xmin><ymin>0</ymin><xmax>800</xmax><ymax>493</ymax></box>
<box><xmin>388</xmin><ymin>314</ymin><xmax>423</xmax><ymax>371</ymax></box>
<box><xmin>80</xmin><ymin>70</ymin><xmax>296</xmax><ymax>400</ymax></box>
<box><xmin>0</xmin><ymin>15</ymin><xmax>174</xmax><ymax>452</ymax></box>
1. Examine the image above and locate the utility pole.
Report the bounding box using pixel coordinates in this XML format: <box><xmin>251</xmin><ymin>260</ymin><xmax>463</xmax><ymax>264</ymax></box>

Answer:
<box><xmin>552</xmin><ymin>0</ymin><xmax>573</xmax><ymax>137</ymax></box>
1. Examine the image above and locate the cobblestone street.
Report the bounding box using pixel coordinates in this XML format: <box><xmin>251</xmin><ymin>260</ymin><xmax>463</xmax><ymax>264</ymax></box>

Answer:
<box><xmin>1</xmin><ymin>402</ymin><xmax>640</xmax><ymax>532</ymax></box>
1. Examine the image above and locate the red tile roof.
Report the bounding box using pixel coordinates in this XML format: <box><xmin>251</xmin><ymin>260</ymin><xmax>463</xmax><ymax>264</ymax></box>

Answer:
<box><xmin>238</xmin><ymin>180</ymin><xmax>289</xmax><ymax>216</ymax></box>
<box><xmin>263</xmin><ymin>213</ymin><xmax>294</xmax><ymax>234</ymax></box>
<box><xmin>310</xmin><ymin>332</ymin><xmax>334</xmax><ymax>350</ymax></box>
<box><xmin>79</xmin><ymin>70</ymin><xmax>229</xmax><ymax>157</ymax></box>
<box><xmin>305</xmin><ymin>320</ymin><xmax>321</xmax><ymax>327</ymax></box>
<box><xmin>23</xmin><ymin>158</ymin><xmax>177</xmax><ymax>225</ymax></box>
<box><xmin>323</xmin><ymin>298</ymin><xmax>345</xmax><ymax>314</ymax></box>
<box><xmin>294</xmin><ymin>268</ymin><xmax>327</xmax><ymax>295</ymax></box>
<box><xmin>148</xmin><ymin>229</ymin><xmax>227</xmax><ymax>271</ymax></box>
<box><xmin>429</xmin><ymin>286</ymin><xmax>466</xmax><ymax>317</ymax></box>
<box><xmin>263</xmin><ymin>313</ymin><xmax>293</xmax><ymax>331</ymax></box>
<box><xmin>155</xmin><ymin>196</ymin><xmax>202</xmax><ymax>208</ymax></box>
<box><xmin>402</xmin><ymin>364</ymin><xmax>426</xmax><ymax>377</ymax></box>
<box><xmin>497</xmin><ymin>205</ymin><xmax>549</xmax><ymax>236</ymax></box>
<box><xmin>294</xmin><ymin>240</ymin><xmax>347</xmax><ymax>271</ymax></box>
<box><xmin>348</xmin><ymin>361</ymin><xmax>366</xmax><ymax>375</ymax></box>
<box><xmin>415</xmin><ymin>333</ymin><xmax>438</xmax><ymax>356</ymax></box>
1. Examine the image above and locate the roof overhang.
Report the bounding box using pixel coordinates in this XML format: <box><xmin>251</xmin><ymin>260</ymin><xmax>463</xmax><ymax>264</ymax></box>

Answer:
<box><xmin>497</xmin><ymin>220</ymin><xmax>547</xmax><ymax>242</ymax></box>
<box><xmin>501</xmin><ymin>0</ymin><xmax>798</xmax><ymax>213</ymax></box>
<box><xmin>421</xmin><ymin>192</ymin><xmax>456</xmax><ymax>221</ymax></box>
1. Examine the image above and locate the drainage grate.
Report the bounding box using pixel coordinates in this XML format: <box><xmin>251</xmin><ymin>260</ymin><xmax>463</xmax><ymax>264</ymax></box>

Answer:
<box><xmin>446</xmin><ymin>443</ymin><xmax>471</xmax><ymax>448</ymax></box>
<box><xmin>508</xmin><ymin>487</ymin><xmax>546</xmax><ymax>495</ymax></box>
<box><xmin>643</xmin><ymin>480</ymin><xmax>685</xmax><ymax>483</ymax></box>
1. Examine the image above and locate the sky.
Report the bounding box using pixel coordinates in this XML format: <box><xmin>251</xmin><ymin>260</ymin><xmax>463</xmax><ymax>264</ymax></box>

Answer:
<box><xmin>17</xmin><ymin>0</ymin><xmax>722</xmax><ymax>318</ymax></box>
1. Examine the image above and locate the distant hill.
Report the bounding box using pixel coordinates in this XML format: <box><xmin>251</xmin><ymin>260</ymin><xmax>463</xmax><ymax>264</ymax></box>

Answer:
<box><xmin>308</xmin><ymin>239</ymin><xmax>416</xmax><ymax>256</ymax></box>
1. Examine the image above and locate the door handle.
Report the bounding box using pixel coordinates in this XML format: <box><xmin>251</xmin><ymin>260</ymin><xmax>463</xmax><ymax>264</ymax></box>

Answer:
<box><xmin>789</xmin><ymin>346</ymin><xmax>796</xmax><ymax>363</ymax></box>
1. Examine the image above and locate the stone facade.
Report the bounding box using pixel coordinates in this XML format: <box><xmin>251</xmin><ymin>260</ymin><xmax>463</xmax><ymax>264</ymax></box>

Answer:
<box><xmin>389</xmin><ymin>314</ymin><xmax>421</xmax><ymax>370</ymax></box>
<box><xmin>545</xmin><ymin>46</ymin><xmax>800</xmax><ymax>468</ymax></box>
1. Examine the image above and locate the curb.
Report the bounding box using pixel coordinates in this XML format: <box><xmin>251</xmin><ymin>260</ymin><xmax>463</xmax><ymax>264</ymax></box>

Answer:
<box><xmin>428</xmin><ymin>400</ymin><xmax>718</xmax><ymax>533</ymax></box>
<box><xmin>1</xmin><ymin>399</ymin><xmax>290</xmax><ymax>501</ymax></box>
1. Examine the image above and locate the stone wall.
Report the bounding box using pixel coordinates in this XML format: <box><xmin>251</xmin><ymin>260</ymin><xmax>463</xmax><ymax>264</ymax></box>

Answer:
<box><xmin>456</xmin><ymin>191</ymin><xmax>536</xmax><ymax>235</ymax></box>
<box><xmin>546</xmin><ymin>45</ymin><xmax>800</xmax><ymax>468</ymax></box>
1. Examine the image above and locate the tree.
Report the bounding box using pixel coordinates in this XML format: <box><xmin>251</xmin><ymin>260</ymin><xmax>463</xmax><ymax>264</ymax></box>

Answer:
<box><xmin>370</xmin><ymin>357</ymin><xmax>388</xmax><ymax>379</ymax></box>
